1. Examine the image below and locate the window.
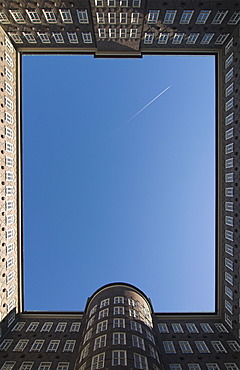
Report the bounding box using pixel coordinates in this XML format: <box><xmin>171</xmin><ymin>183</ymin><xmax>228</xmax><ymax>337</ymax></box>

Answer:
<box><xmin>56</xmin><ymin>322</ymin><xmax>67</xmax><ymax>332</ymax></box>
<box><xmin>1</xmin><ymin>363</ymin><xmax>16</xmax><ymax>370</ymax></box>
<box><xmin>149</xmin><ymin>345</ymin><xmax>159</xmax><ymax>361</ymax></box>
<box><xmin>26</xmin><ymin>10</ymin><xmax>41</xmax><ymax>23</ymax></box>
<box><xmin>130</xmin><ymin>29</ymin><xmax>138</xmax><ymax>38</ymax></box>
<box><xmin>5</xmin><ymin>97</ymin><xmax>13</xmax><ymax>110</ymax></box>
<box><xmin>172</xmin><ymin>33</ymin><xmax>184</xmax><ymax>44</ymax></box>
<box><xmin>109</xmin><ymin>29</ymin><xmax>116</xmax><ymax>38</ymax></box>
<box><xmin>114</xmin><ymin>296</ymin><xmax>124</xmax><ymax>304</ymax></box>
<box><xmin>38</xmin><ymin>363</ymin><xmax>52</xmax><ymax>370</ymax></box>
<box><xmin>225</xmin><ymin>272</ymin><xmax>233</xmax><ymax>285</ymax></box>
<box><xmin>144</xmin><ymin>33</ymin><xmax>154</xmax><ymax>44</ymax></box>
<box><xmin>6</xmin><ymin>171</ymin><xmax>14</xmax><ymax>180</ymax></box>
<box><xmin>226</xmin><ymin>299</ymin><xmax>233</xmax><ymax>314</ymax></box>
<box><xmin>180</xmin><ymin>10</ymin><xmax>194</xmax><ymax>24</ymax></box>
<box><xmin>113</xmin><ymin>306</ymin><xmax>124</xmax><ymax>315</ymax></box>
<box><xmin>172</xmin><ymin>323</ymin><xmax>183</xmax><ymax>333</ymax></box>
<box><xmin>0</xmin><ymin>12</ymin><xmax>10</xmax><ymax>24</ymax></box>
<box><xmin>26</xmin><ymin>322</ymin><xmax>39</xmax><ymax>331</ymax></box>
<box><xmin>158</xmin><ymin>33</ymin><xmax>169</xmax><ymax>44</ymax></box>
<box><xmin>225</xmin><ymin>215</ymin><xmax>233</xmax><ymax>226</ymax></box>
<box><xmin>148</xmin><ymin>10</ymin><xmax>159</xmax><ymax>23</ymax></box>
<box><xmin>6</xmin><ymin>256</ymin><xmax>14</xmax><ymax>269</ymax></box>
<box><xmin>158</xmin><ymin>323</ymin><xmax>169</xmax><ymax>333</ymax></box>
<box><xmin>131</xmin><ymin>13</ymin><xmax>139</xmax><ymax>24</ymax></box>
<box><xmin>225</xmin><ymin>243</ymin><xmax>233</xmax><ymax>255</ymax></box>
<box><xmin>13</xmin><ymin>339</ymin><xmax>29</xmax><ymax>351</ymax></box>
<box><xmin>211</xmin><ymin>341</ymin><xmax>227</xmax><ymax>353</ymax></box>
<box><xmin>7</xmin><ymin>271</ymin><xmax>15</xmax><ymax>283</ymax></box>
<box><xmin>206</xmin><ymin>365</ymin><xmax>220</xmax><ymax>370</ymax></box>
<box><xmin>56</xmin><ymin>364</ymin><xmax>69</xmax><ymax>370</ymax></box>
<box><xmin>120</xmin><ymin>13</ymin><xmax>127</xmax><ymax>23</ymax></box>
<box><xmin>129</xmin><ymin>308</ymin><xmax>139</xmax><ymax>319</ymax></box>
<box><xmin>195</xmin><ymin>341</ymin><xmax>210</xmax><ymax>353</ymax></box>
<box><xmin>63</xmin><ymin>340</ymin><xmax>75</xmax><ymax>352</ymax></box>
<box><xmin>163</xmin><ymin>341</ymin><xmax>175</xmax><ymax>353</ymax></box>
<box><xmin>94</xmin><ymin>334</ymin><xmax>106</xmax><ymax>350</ymax></box>
<box><xmin>170</xmin><ymin>366</ymin><xmax>182</xmax><ymax>370</ymax></box>
<box><xmin>196</xmin><ymin>10</ymin><xmax>211</xmax><ymax>24</ymax></box>
<box><xmin>212</xmin><ymin>10</ymin><xmax>228</xmax><ymax>24</ymax></box>
<box><xmin>41</xmin><ymin>322</ymin><xmax>53</xmax><ymax>332</ymax></box>
<box><xmin>19</xmin><ymin>363</ymin><xmax>34</xmax><ymax>370</ymax></box>
<box><xmin>132</xmin><ymin>0</ymin><xmax>141</xmax><ymax>7</ymax></box>
<box><xmin>8</xmin><ymin>32</ymin><xmax>23</xmax><ymax>43</ymax></box>
<box><xmin>226</xmin><ymin>83</ymin><xmax>234</xmax><ymax>97</ymax></box>
<box><xmin>87</xmin><ymin>315</ymin><xmax>95</xmax><ymax>329</ymax></box>
<box><xmin>5</xmin><ymin>67</ymin><xmax>13</xmax><ymax>81</ymax></box>
<box><xmin>96</xmin><ymin>320</ymin><xmax>108</xmax><ymax>333</ymax></box>
<box><xmin>108</xmin><ymin>13</ymin><xmax>116</xmax><ymax>23</ymax></box>
<box><xmin>226</xmin><ymin>98</ymin><xmax>234</xmax><ymax>111</ymax></box>
<box><xmin>224</xmin><ymin>364</ymin><xmax>239</xmax><ymax>370</ymax></box>
<box><xmin>5</xmin><ymin>52</ymin><xmax>13</xmax><ymax>67</ymax></box>
<box><xmin>80</xmin><ymin>344</ymin><xmax>90</xmax><ymax>360</ymax></box>
<box><xmin>134</xmin><ymin>353</ymin><xmax>148</xmax><ymax>369</ymax></box>
<box><xmin>95</xmin><ymin>0</ymin><xmax>103</xmax><ymax>6</ymax></box>
<box><xmin>225</xmin><ymin>53</ymin><xmax>234</xmax><ymax>69</ymax></box>
<box><xmin>9</xmin><ymin>10</ymin><xmax>25</xmax><ymax>23</ymax></box>
<box><xmin>225</xmin><ymin>258</ymin><xmax>233</xmax><ymax>270</ymax></box>
<box><xmin>225</xmin><ymin>201</ymin><xmax>233</xmax><ymax>211</ymax></box>
<box><xmin>6</xmin><ymin>215</ymin><xmax>14</xmax><ymax>226</ymax></box>
<box><xmin>53</xmin><ymin>33</ymin><xmax>64</xmax><ymax>43</ymax></box>
<box><xmin>59</xmin><ymin>9</ymin><xmax>73</xmax><ymax>23</ymax></box>
<box><xmin>226</xmin><ymin>144</ymin><xmax>234</xmax><ymax>155</ymax></box>
<box><xmin>7</xmin><ymin>299</ymin><xmax>15</xmax><ymax>312</ymax></box>
<box><xmin>214</xmin><ymin>323</ymin><xmax>229</xmax><ymax>333</ymax></box>
<box><xmin>120</xmin><ymin>0</ymin><xmax>128</xmax><ymax>6</ymax></box>
<box><xmin>188</xmin><ymin>366</ymin><xmax>201</xmax><ymax>370</ymax></box>
<box><xmin>113</xmin><ymin>318</ymin><xmax>125</xmax><ymax>328</ymax></box>
<box><xmin>5</xmin><ymin>82</ymin><xmax>13</xmax><ymax>96</ymax></box>
<box><xmin>228</xmin><ymin>11</ymin><xmax>240</xmax><ymax>25</ymax></box>
<box><xmin>225</xmin><ymin>313</ymin><xmax>233</xmax><ymax>328</ymax></box>
<box><xmin>47</xmin><ymin>340</ymin><xmax>60</xmax><ymax>352</ymax></box>
<box><xmin>112</xmin><ymin>350</ymin><xmax>127</xmax><ymax>366</ymax></box>
<box><xmin>5</xmin><ymin>112</ymin><xmax>14</xmax><ymax>124</ymax></box>
<box><xmin>186</xmin><ymin>33</ymin><xmax>199</xmax><ymax>44</ymax></box>
<box><xmin>215</xmin><ymin>34</ymin><xmax>229</xmax><ymax>45</ymax></box>
<box><xmin>201</xmin><ymin>33</ymin><xmax>214</xmax><ymax>44</ymax></box>
<box><xmin>70</xmin><ymin>322</ymin><xmax>81</xmax><ymax>332</ymax></box>
<box><xmin>130</xmin><ymin>320</ymin><xmax>142</xmax><ymax>333</ymax></box>
<box><xmin>98</xmin><ymin>29</ymin><xmax>106</xmax><ymax>38</ymax></box>
<box><xmin>97</xmin><ymin>12</ymin><xmax>105</xmax><ymax>23</ymax></box>
<box><xmin>76</xmin><ymin>10</ymin><xmax>89</xmax><ymax>24</ymax></box>
<box><xmin>91</xmin><ymin>353</ymin><xmax>105</xmax><ymax>369</ymax></box>
<box><xmin>186</xmin><ymin>323</ymin><xmax>198</xmax><ymax>333</ymax></box>
<box><xmin>98</xmin><ymin>308</ymin><xmax>109</xmax><ymax>319</ymax></box>
<box><xmin>82</xmin><ymin>32</ymin><xmax>92</xmax><ymax>43</ymax></box>
<box><xmin>67</xmin><ymin>32</ymin><xmax>78</xmax><ymax>43</ymax></box>
<box><xmin>23</xmin><ymin>33</ymin><xmax>37</xmax><ymax>43</ymax></box>
<box><xmin>226</xmin><ymin>127</ymin><xmax>234</xmax><ymax>140</ymax></box>
<box><xmin>0</xmin><ymin>339</ymin><xmax>13</xmax><ymax>351</ymax></box>
<box><xmin>30</xmin><ymin>340</ymin><xmax>44</xmax><ymax>352</ymax></box>
<box><xmin>132</xmin><ymin>335</ymin><xmax>145</xmax><ymax>350</ymax></box>
<box><xmin>11</xmin><ymin>322</ymin><xmax>25</xmax><ymax>331</ymax></box>
<box><xmin>6</xmin><ymin>229</ymin><xmax>14</xmax><ymax>239</ymax></box>
<box><xmin>6</xmin><ymin>142</ymin><xmax>13</xmax><ymax>153</ymax></box>
<box><xmin>179</xmin><ymin>341</ymin><xmax>193</xmax><ymax>353</ymax></box>
<box><xmin>225</xmin><ymin>68</ymin><xmax>234</xmax><ymax>83</ymax></box>
<box><xmin>227</xmin><ymin>341</ymin><xmax>240</xmax><ymax>352</ymax></box>
<box><xmin>89</xmin><ymin>305</ymin><xmax>97</xmax><ymax>317</ymax></box>
<box><xmin>113</xmin><ymin>332</ymin><xmax>126</xmax><ymax>345</ymax></box>
<box><xmin>6</xmin><ymin>242</ymin><xmax>14</xmax><ymax>253</ymax></box>
<box><xmin>6</xmin><ymin>186</ymin><xmax>14</xmax><ymax>195</ymax></box>
<box><xmin>108</xmin><ymin>0</ymin><xmax>116</xmax><ymax>6</ymax></box>
<box><xmin>37</xmin><ymin>32</ymin><xmax>51</xmax><ymax>44</ymax></box>
<box><xmin>43</xmin><ymin>10</ymin><xmax>57</xmax><ymax>23</ymax></box>
<box><xmin>7</xmin><ymin>285</ymin><xmax>14</xmax><ymax>298</ymax></box>
<box><xmin>146</xmin><ymin>330</ymin><xmax>155</xmax><ymax>343</ymax></box>
<box><xmin>164</xmin><ymin>10</ymin><xmax>177</xmax><ymax>24</ymax></box>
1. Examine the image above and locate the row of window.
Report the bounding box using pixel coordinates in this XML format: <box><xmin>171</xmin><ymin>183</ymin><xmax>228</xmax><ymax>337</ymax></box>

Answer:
<box><xmin>0</xmin><ymin>362</ymin><xmax>69</xmax><ymax>370</ymax></box>
<box><xmin>0</xmin><ymin>339</ymin><xmax>76</xmax><ymax>352</ymax></box>
<box><xmin>158</xmin><ymin>322</ymin><xmax>229</xmax><ymax>333</ymax></box>
<box><xmin>143</xmin><ymin>32</ymin><xmax>229</xmax><ymax>45</ymax></box>
<box><xmin>11</xmin><ymin>321</ymin><xmax>81</xmax><ymax>332</ymax></box>
<box><xmin>8</xmin><ymin>32</ymin><xmax>92</xmax><ymax>44</ymax></box>
<box><xmin>80</xmin><ymin>333</ymin><xmax>159</xmax><ymax>362</ymax></box>
<box><xmin>162</xmin><ymin>340</ymin><xmax>240</xmax><ymax>354</ymax></box>
<box><xmin>169</xmin><ymin>364</ymin><xmax>239</xmax><ymax>370</ymax></box>
<box><xmin>223</xmin><ymin>35</ymin><xmax>236</xmax><ymax>332</ymax></box>
<box><xmin>84</xmin><ymin>319</ymin><xmax>153</xmax><ymax>344</ymax></box>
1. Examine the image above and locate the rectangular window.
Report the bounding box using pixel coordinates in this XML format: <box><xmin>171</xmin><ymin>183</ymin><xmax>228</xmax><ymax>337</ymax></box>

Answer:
<box><xmin>132</xmin><ymin>335</ymin><xmax>145</xmax><ymax>350</ymax></box>
<box><xmin>158</xmin><ymin>33</ymin><xmax>169</xmax><ymax>44</ymax></box>
<box><xmin>19</xmin><ymin>363</ymin><xmax>34</xmax><ymax>370</ymax></box>
<box><xmin>82</xmin><ymin>32</ymin><xmax>92</xmax><ymax>43</ymax></box>
<box><xmin>97</xmin><ymin>12</ymin><xmax>105</xmax><ymax>23</ymax></box>
<box><xmin>195</xmin><ymin>341</ymin><xmax>210</xmax><ymax>353</ymax></box>
<box><xmin>108</xmin><ymin>0</ymin><xmax>116</xmax><ymax>6</ymax></box>
<box><xmin>1</xmin><ymin>362</ymin><xmax>16</xmax><ymax>370</ymax></box>
<box><xmin>132</xmin><ymin>0</ymin><xmax>141</xmax><ymax>7</ymax></box>
<box><xmin>13</xmin><ymin>339</ymin><xmax>29</xmax><ymax>351</ymax></box>
<box><xmin>63</xmin><ymin>340</ymin><xmax>75</xmax><ymax>352</ymax></box>
<box><xmin>6</xmin><ymin>186</ymin><xmax>14</xmax><ymax>195</ymax></box>
<box><xmin>95</xmin><ymin>0</ymin><xmax>104</xmax><ymax>6</ymax></box>
<box><xmin>225</xmin><ymin>53</ymin><xmax>234</xmax><ymax>69</ymax></box>
<box><xmin>215</xmin><ymin>34</ymin><xmax>230</xmax><ymax>45</ymax></box>
<box><xmin>148</xmin><ymin>10</ymin><xmax>159</xmax><ymax>24</ymax></box>
<box><xmin>114</xmin><ymin>296</ymin><xmax>124</xmax><ymax>304</ymax></box>
<box><xmin>6</xmin><ymin>285</ymin><xmax>14</xmax><ymax>298</ymax></box>
<box><xmin>98</xmin><ymin>308</ymin><xmax>109</xmax><ymax>319</ymax></box>
<box><xmin>226</xmin><ymin>83</ymin><xmax>234</xmax><ymax>97</ymax></box>
<box><xmin>134</xmin><ymin>353</ymin><xmax>148</xmax><ymax>369</ymax></box>
<box><xmin>83</xmin><ymin>328</ymin><xmax>93</xmax><ymax>344</ymax></box>
<box><xmin>0</xmin><ymin>339</ymin><xmax>13</xmax><ymax>351</ymax></box>
<box><xmin>130</xmin><ymin>320</ymin><xmax>142</xmax><ymax>333</ymax></box>
<box><xmin>94</xmin><ymin>334</ymin><xmax>106</xmax><ymax>350</ymax></box>
<box><xmin>38</xmin><ymin>363</ymin><xmax>52</xmax><ymax>370</ymax></box>
<box><xmin>5</xmin><ymin>127</ymin><xmax>13</xmax><ymax>138</ymax></box>
<box><xmin>89</xmin><ymin>305</ymin><xmax>97</xmax><ymax>317</ymax></box>
<box><xmin>112</xmin><ymin>350</ymin><xmax>127</xmax><ymax>366</ymax></box>
<box><xmin>6</xmin><ymin>171</ymin><xmax>14</xmax><ymax>180</ymax></box>
<box><xmin>170</xmin><ymin>366</ymin><xmax>182</xmax><ymax>370</ymax></box>
<box><xmin>227</xmin><ymin>341</ymin><xmax>240</xmax><ymax>352</ymax></box>
<box><xmin>109</xmin><ymin>29</ymin><xmax>116</xmax><ymax>38</ymax></box>
<box><xmin>226</xmin><ymin>98</ymin><xmax>234</xmax><ymax>111</ymax></box>
<box><xmin>80</xmin><ymin>344</ymin><xmax>90</xmax><ymax>360</ymax></box>
<box><xmin>225</xmin><ymin>202</ymin><xmax>233</xmax><ymax>211</ymax></box>
<box><xmin>70</xmin><ymin>322</ymin><xmax>81</xmax><ymax>332</ymax></box>
<box><xmin>5</xmin><ymin>97</ymin><xmax>13</xmax><ymax>110</ymax></box>
<box><xmin>5</xmin><ymin>67</ymin><xmax>13</xmax><ymax>81</ymax></box>
<box><xmin>59</xmin><ymin>9</ymin><xmax>73</xmax><ymax>23</ymax></box>
<box><xmin>214</xmin><ymin>323</ymin><xmax>229</xmax><ymax>333</ymax></box>
<box><xmin>225</xmin><ymin>216</ymin><xmax>233</xmax><ymax>226</ymax></box>
<box><xmin>164</xmin><ymin>10</ymin><xmax>177</xmax><ymax>24</ymax></box>
<box><xmin>225</xmin><ymin>68</ymin><xmax>234</xmax><ymax>83</ymax></box>
<box><xmin>6</xmin><ymin>256</ymin><xmax>14</xmax><ymax>269</ymax></box>
<box><xmin>113</xmin><ymin>318</ymin><xmax>125</xmax><ymax>328</ymax></box>
<box><xmin>6</xmin><ymin>230</ymin><xmax>14</xmax><ymax>240</ymax></box>
<box><xmin>91</xmin><ymin>352</ymin><xmax>105</xmax><ymax>369</ymax></box>
<box><xmin>47</xmin><ymin>340</ymin><xmax>60</xmax><ymax>352</ymax></box>
<box><xmin>7</xmin><ymin>271</ymin><xmax>15</xmax><ymax>283</ymax></box>
<box><xmin>26</xmin><ymin>322</ymin><xmax>39</xmax><ymax>331</ymax></box>
<box><xmin>201</xmin><ymin>33</ymin><xmax>214</xmax><ymax>44</ymax></box>
<box><xmin>226</xmin><ymin>127</ymin><xmax>234</xmax><ymax>140</ymax></box>
<box><xmin>180</xmin><ymin>10</ymin><xmax>194</xmax><ymax>24</ymax></box>
<box><xmin>9</xmin><ymin>10</ymin><xmax>25</xmax><ymax>23</ymax></box>
<box><xmin>108</xmin><ymin>12</ymin><xmax>116</xmax><ymax>23</ymax></box>
<box><xmin>26</xmin><ymin>10</ymin><xmax>41</xmax><ymax>23</ymax></box>
<box><xmin>41</xmin><ymin>322</ymin><xmax>53</xmax><ymax>332</ymax></box>
<box><xmin>56</xmin><ymin>364</ymin><xmax>70</xmax><ymax>370</ymax></box>
<box><xmin>172</xmin><ymin>323</ymin><xmax>183</xmax><ymax>333</ymax></box>
<box><xmin>77</xmin><ymin>10</ymin><xmax>89</xmax><ymax>24</ymax></box>
<box><xmin>196</xmin><ymin>10</ymin><xmax>211</xmax><ymax>24</ymax></box>
<box><xmin>212</xmin><ymin>10</ymin><xmax>228</xmax><ymax>24</ymax></box>
<box><xmin>179</xmin><ymin>341</ymin><xmax>193</xmax><ymax>353</ymax></box>
<box><xmin>225</xmin><ymin>243</ymin><xmax>233</xmax><ymax>255</ymax></box>
<box><xmin>67</xmin><ymin>32</ymin><xmax>78</xmax><ymax>43</ymax></box>
<box><xmin>211</xmin><ymin>341</ymin><xmax>227</xmax><ymax>352</ymax></box>
<box><xmin>113</xmin><ymin>306</ymin><xmax>124</xmax><ymax>315</ymax></box>
<box><xmin>11</xmin><ymin>322</ymin><xmax>25</xmax><ymax>331</ymax></box>
<box><xmin>158</xmin><ymin>323</ymin><xmax>169</xmax><ymax>333</ymax></box>
<box><xmin>120</xmin><ymin>0</ymin><xmax>128</xmax><ymax>6</ymax></box>
<box><xmin>53</xmin><ymin>33</ymin><xmax>65</xmax><ymax>43</ymax></box>
<box><xmin>113</xmin><ymin>332</ymin><xmax>126</xmax><ymax>345</ymax></box>
<box><xmin>96</xmin><ymin>320</ymin><xmax>108</xmax><ymax>333</ymax></box>
<box><xmin>144</xmin><ymin>33</ymin><xmax>154</xmax><ymax>44</ymax></box>
<box><xmin>5</xmin><ymin>82</ymin><xmax>13</xmax><ymax>96</ymax></box>
<box><xmin>173</xmin><ymin>33</ymin><xmax>185</xmax><ymax>44</ymax></box>
<box><xmin>186</xmin><ymin>33</ymin><xmax>199</xmax><ymax>44</ymax></box>
<box><xmin>6</xmin><ymin>217</ymin><xmax>14</xmax><ymax>228</ymax></box>
<box><xmin>56</xmin><ymin>322</ymin><xmax>67</xmax><ymax>332</ymax></box>
<box><xmin>131</xmin><ymin>13</ymin><xmax>139</xmax><ymax>24</ymax></box>
<box><xmin>120</xmin><ymin>13</ymin><xmax>127</xmax><ymax>23</ymax></box>
<box><xmin>43</xmin><ymin>10</ymin><xmax>57</xmax><ymax>23</ymax></box>
<box><xmin>188</xmin><ymin>366</ymin><xmax>201</xmax><ymax>370</ymax></box>
<box><xmin>6</xmin><ymin>201</ymin><xmax>14</xmax><ymax>210</ymax></box>
<box><xmin>30</xmin><ymin>340</ymin><xmax>44</xmax><ymax>352</ymax></box>
<box><xmin>224</xmin><ymin>365</ymin><xmax>239</xmax><ymax>370</ymax></box>
<box><xmin>5</xmin><ymin>112</ymin><xmax>14</xmax><ymax>124</ymax></box>
<box><xmin>228</xmin><ymin>11</ymin><xmax>240</xmax><ymax>25</ymax></box>
<box><xmin>206</xmin><ymin>365</ymin><xmax>220</xmax><ymax>370</ymax></box>
<box><xmin>130</xmin><ymin>29</ymin><xmax>138</xmax><ymax>38</ymax></box>
<box><xmin>163</xmin><ymin>341</ymin><xmax>176</xmax><ymax>353</ymax></box>
<box><xmin>23</xmin><ymin>32</ymin><xmax>37</xmax><ymax>43</ymax></box>
<box><xmin>0</xmin><ymin>12</ymin><xmax>10</xmax><ymax>24</ymax></box>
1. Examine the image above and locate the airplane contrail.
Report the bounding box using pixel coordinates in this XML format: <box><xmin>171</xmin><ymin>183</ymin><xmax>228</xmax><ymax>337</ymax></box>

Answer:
<box><xmin>114</xmin><ymin>85</ymin><xmax>171</xmax><ymax>133</ymax></box>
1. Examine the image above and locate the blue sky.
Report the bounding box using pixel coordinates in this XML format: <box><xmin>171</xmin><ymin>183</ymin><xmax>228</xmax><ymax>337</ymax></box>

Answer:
<box><xmin>23</xmin><ymin>54</ymin><xmax>215</xmax><ymax>312</ymax></box>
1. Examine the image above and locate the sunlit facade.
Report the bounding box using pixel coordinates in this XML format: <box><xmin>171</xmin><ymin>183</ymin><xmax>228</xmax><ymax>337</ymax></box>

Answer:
<box><xmin>0</xmin><ymin>0</ymin><xmax>239</xmax><ymax>369</ymax></box>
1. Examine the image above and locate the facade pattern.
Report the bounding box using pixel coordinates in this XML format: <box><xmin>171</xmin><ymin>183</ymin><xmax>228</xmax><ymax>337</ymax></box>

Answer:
<box><xmin>0</xmin><ymin>0</ymin><xmax>240</xmax><ymax>369</ymax></box>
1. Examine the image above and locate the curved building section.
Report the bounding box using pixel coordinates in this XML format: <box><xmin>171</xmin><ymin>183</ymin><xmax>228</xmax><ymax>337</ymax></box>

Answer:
<box><xmin>76</xmin><ymin>282</ymin><xmax>161</xmax><ymax>369</ymax></box>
